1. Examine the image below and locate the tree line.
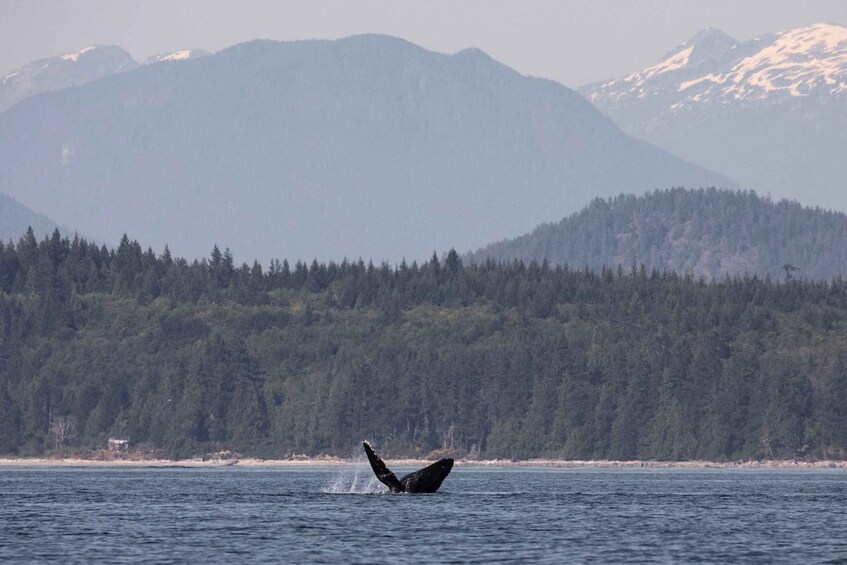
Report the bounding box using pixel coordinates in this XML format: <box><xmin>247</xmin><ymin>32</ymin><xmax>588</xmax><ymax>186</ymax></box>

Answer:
<box><xmin>1</xmin><ymin>227</ymin><xmax>846</xmax><ymax>460</ymax></box>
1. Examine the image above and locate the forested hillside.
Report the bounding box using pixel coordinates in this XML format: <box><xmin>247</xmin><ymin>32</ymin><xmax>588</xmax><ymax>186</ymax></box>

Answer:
<box><xmin>468</xmin><ymin>188</ymin><xmax>847</xmax><ymax>280</ymax></box>
<box><xmin>1</xmin><ymin>228</ymin><xmax>846</xmax><ymax>461</ymax></box>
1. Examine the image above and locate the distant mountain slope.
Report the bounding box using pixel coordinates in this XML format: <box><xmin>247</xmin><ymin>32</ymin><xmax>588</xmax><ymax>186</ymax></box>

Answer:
<box><xmin>468</xmin><ymin>188</ymin><xmax>847</xmax><ymax>280</ymax></box>
<box><xmin>0</xmin><ymin>45</ymin><xmax>138</xmax><ymax>112</ymax></box>
<box><xmin>0</xmin><ymin>35</ymin><xmax>735</xmax><ymax>263</ymax></box>
<box><xmin>0</xmin><ymin>193</ymin><xmax>61</xmax><ymax>242</ymax></box>
<box><xmin>579</xmin><ymin>23</ymin><xmax>847</xmax><ymax>212</ymax></box>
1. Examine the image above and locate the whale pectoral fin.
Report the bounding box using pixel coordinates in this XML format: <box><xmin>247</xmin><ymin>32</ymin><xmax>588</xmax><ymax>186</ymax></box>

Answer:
<box><xmin>363</xmin><ymin>441</ymin><xmax>404</xmax><ymax>493</ymax></box>
<box><xmin>400</xmin><ymin>458</ymin><xmax>454</xmax><ymax>493</ymax></box>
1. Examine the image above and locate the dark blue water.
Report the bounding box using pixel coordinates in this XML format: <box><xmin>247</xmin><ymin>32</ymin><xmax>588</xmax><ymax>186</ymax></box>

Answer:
<box><xmin>1</xmin><ymin>466</ymin><xmax>846</xmax><ymax>563</ymax></box>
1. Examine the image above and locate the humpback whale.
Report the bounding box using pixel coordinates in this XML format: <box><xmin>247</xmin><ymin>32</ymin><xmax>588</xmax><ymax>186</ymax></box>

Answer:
<box><xmin>363</xmin><ymin>441</ymin><xmax>454</xmax><ymax>493</ymax></box>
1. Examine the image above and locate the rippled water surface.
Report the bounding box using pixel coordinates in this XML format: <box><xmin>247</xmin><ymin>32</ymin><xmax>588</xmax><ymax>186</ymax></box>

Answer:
<box><xmin>2</xmin><ymin>466</ymin><xmax>846</xmax><ymax>563</ymax></box>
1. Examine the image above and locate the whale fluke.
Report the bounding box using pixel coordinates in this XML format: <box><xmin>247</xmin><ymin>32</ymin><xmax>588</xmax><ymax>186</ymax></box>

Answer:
<box><xmin>362</xmin><ymin>440</ymin><xmax>404</xmax><ymax>492</ymax></box>
<box><xmin>363</xmin><ymin>441</ymin><xmax>453</xmax><ymax>493</ymax></box>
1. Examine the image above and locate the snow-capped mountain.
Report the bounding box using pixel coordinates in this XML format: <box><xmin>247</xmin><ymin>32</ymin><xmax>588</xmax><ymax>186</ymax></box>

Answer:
<box><xmin>0</xmin><ymin>45</ymin><xmax>138</xmax><ymax>112</ymax></box>
<box><xmin>145</xmin><ymin>49</ymin><xmax>211</xmax><ymax>65</ymax></box>
<box><xmin>579</xmin><ymin>23</ymin><xmax>847</xmax><ymax>212</ymax></box>
<box><xmin>583</xmin><ymin>23</ymin><xmax>847</xmax><ymax>111</ymax></box>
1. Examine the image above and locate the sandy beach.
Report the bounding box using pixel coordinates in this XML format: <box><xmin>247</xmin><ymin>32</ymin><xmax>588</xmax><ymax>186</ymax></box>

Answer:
<box><xmin>1</xmin><ymin>457</ymin><xmax>844</xmax><ymax>469</ymax></box>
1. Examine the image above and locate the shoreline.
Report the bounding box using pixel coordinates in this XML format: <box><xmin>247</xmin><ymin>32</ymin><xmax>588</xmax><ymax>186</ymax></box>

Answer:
<box><xmin>1</xmin><ymin>457</ymin><xmax>845</xmax><ymax>469</ymax></box>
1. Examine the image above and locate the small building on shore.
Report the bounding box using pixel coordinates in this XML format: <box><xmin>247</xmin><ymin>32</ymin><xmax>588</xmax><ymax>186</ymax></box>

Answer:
<box><xmin>107</xmin><ymin>437</ymin><xmax>130</xmax><ymax>452</ymax></box>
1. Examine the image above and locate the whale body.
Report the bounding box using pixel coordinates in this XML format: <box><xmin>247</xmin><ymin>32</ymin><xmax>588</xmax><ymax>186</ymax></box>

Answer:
<box><xmin>363</xmin><ymin>441</ymin><xmax>453</xmax><ymax>493</ymax></box>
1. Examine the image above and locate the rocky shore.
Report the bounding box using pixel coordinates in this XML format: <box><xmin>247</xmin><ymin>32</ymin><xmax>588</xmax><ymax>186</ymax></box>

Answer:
<box><xmin>1</xmin><ymin>457</ymin><xmax>845</xmax><ymax>469</ymax></box>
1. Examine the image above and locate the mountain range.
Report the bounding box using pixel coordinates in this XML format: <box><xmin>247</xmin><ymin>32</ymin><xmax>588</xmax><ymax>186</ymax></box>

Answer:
<box><xmin>0</xmin><ymin>45</ymin><xmax>209</xmax><ymax>113</ymax></box>
<box><xmin>0</xmin><ymin>35</ymin><xmax>732</xmax><ymax>263</ymax></box>
<box><xmin>468</xmin><ymin>188</ymin><xmax>847</xmax><ymax>281</ymax></box>
<box><xmin>580</xmin><ymin>23</ymin><xmax>847</xmax><ymax>212</ymax></box>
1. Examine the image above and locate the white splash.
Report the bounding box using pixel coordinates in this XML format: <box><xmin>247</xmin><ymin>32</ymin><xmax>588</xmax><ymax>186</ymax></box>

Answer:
<box><xmin>323</xmin><ymin>462</ymin><xmax>384</xmax><ymax>494</ymax></box>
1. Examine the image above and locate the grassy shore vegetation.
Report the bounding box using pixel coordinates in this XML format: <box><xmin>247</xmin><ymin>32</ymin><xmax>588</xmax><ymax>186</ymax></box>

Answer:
<box><xmin>1</xmin><ymin>228</ymin><xmax>846</xmax><ymax>461</ymax></box>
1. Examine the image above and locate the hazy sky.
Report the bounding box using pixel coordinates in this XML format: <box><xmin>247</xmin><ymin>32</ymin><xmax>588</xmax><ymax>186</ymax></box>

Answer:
<box><xmin>2</xmin><ymin>0</ymin><xmax>846</xmax><ymax>87</ymax></box>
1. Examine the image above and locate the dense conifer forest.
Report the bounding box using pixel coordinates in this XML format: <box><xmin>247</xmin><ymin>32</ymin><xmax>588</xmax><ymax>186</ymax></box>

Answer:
<box><xmin>468</xmin><ymin>188</ymin><xmax>847</xmax><ymax>280</ymax></box>
<box><xmin>1</xmin><ymin>227</ymin><xmax>846</xmax><ymax>461</ymax></box>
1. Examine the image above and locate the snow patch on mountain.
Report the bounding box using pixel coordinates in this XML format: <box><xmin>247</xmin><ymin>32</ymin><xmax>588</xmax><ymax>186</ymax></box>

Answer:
<box><xmin>61</xmin><ymin>46</ymin><xmax>97</xmax><ymax>62</ymax></box>
<box><xmin>644</xmin><ymin>46</ymin><xmax>694</xmax><ymax>79</ymax></box>
<box><xmin>678</xmin><ymin>24</ymin><xmax>847</xmax><ymax>100</ymax></box>
<box><xmin>161</xmin><ymin>50</ymin><xmax>193</xmax><ymax>61</ymax></box>
<box><xmin>145</xmin><ymin>49</ymin><xmax>211</xmax><ymax>64</ymax></box>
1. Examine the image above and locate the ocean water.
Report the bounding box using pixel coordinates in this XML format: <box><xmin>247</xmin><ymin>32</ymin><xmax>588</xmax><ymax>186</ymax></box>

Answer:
<box><xmin>1</xmin><ymin>465</ymin><xmax>846</xmax><ymax>563</ymax></box>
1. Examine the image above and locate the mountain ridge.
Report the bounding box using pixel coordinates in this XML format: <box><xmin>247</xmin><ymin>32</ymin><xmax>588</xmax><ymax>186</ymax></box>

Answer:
<box><xmin>0</xmin><ymin>34</ymin><xmax>735</xmax><ymax>263</ymax></box>
<box><xmin>0</xmin><ymin>45</ymin><xmax>217</xmax><ymax>113</ymax></box>
<box><xmin>0</xmin><ymin>45</ymin><xmax>139</xmax><ymax>113</ymax></box>
<box><xmin>0</xmin><ymin>193</ymin><xmax>63</xmax><ymax>243</ymax></box>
